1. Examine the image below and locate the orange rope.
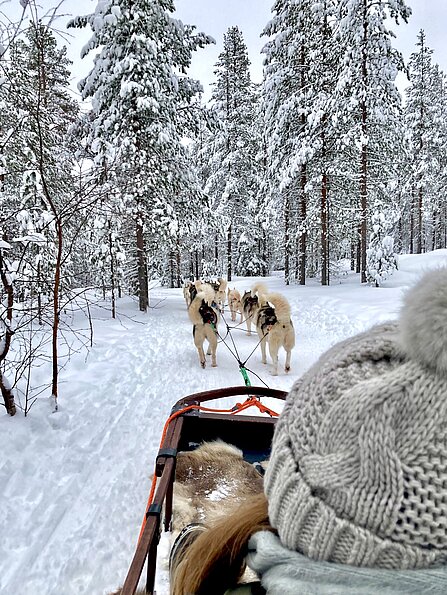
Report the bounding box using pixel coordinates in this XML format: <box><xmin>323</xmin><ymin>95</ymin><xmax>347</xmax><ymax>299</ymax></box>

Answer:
<box><xmin>136</xmin><ymin>397</ymin><xmax>279</xmax><ymax>542</ymax></box>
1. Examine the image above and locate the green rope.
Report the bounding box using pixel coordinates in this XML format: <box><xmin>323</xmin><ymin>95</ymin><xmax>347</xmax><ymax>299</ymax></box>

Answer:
<box><xmin>240</xmin><ymin>366</ymin><xmax>252</xmax><ymax>387</ymax></box>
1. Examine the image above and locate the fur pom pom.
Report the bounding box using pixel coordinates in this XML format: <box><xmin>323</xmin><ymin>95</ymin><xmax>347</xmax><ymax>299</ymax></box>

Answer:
<box><xmin>399</xmin><ymin>268</ymin><xmax>447</xmax><ymax>375</ymax></box>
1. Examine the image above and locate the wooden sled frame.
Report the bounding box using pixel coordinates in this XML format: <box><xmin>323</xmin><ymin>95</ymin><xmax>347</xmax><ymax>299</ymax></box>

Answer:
<box><xmin>120</xmin><ymin>385</ymin><xmax>287</xmax><ymax>595</ymax></box>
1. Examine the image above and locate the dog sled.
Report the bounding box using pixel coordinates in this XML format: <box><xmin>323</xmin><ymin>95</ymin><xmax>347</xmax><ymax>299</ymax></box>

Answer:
<box><xmin>120</xmin><ymin>385</ymin><xmax>287</xmax><ymax>595</ymax></box>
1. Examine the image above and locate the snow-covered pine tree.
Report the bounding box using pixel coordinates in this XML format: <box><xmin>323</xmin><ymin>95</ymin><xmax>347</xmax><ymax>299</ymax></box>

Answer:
<box><xmin>15</xmin><ymin>163</ymin><xmax>57</xmax><ymax>323</ymax></box>
<box><xmin>206</xmin><ymin>26</ymin><xmax>260</xmax><ymax>281</ymax></box>
<box><xmin>366</xmin><ymin>203</ymin><xmax>397</xmax><ymax>286</ymax></box>
<box><xmin>5</xmin><ymin>22</ymin><xmax>78</xmax><ymax>197</ymax></box>
<box><xmin>262</xmin><ymin>0</ymin><xmax>313</xmax><ymax>285</ymax></box>
<box><xmin>428</xmin><ymin>65</ymin><xmax>447</xmax><ymax>250</ymax></box>
<box><xmin>404</xmin><ymin>31</ymin><xmax>446</xmax><ymax>254</ymax></box>
<box><xmin>335</xmin><ymin>0</ymin><xmax>410</xmax><ymax>282</ymax></box>
<box><xmin>299</xmin><ymin>0</ymin><xmax>340</xmax><ymax>285</ymax></box>
<box><xmin>69</xmin><ymin>0</ymin><xmax>212</xmax><ymax>310</ymax></box>
<box><xmin>234</xmin><ymin>86</ymin><xmax>267</xmax><ymax>278</ymax></box>
<box><xmin>262</xmin><ymin>0</ymin><xmax>341</xmax><ymax>285</ymax></box>
<box><xmin>252</xmin><ymin>102</ymin><xmax>272</xmax><ymax>277</ymax></box>
<box><xmin>308</xmin><ymin>0</ymin><xmax>340</xmax><ymax>285</ymax></box>
<box><xmin>88</xmin><ymin>168</ymin><xmax>126</xmax><ymax>319</ymax></box>
<box><xmin>187</xmin><ymin>117</ymin><xmax>217</xmax><ymax>278</ymax></box>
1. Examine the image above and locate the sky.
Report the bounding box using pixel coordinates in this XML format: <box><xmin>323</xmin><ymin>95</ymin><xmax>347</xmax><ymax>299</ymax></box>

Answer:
<box><xmin>174</xmin><ymin>0</ymin><xmax>447</xmax><ymax>97</ymax></box>
<box><xmin>3</xmin><ymin>0</ymin><xmax>438</xmax><ymax>101</ymax></box>
<box><xmin>1</xmin><ymin>0</ymin><xmax>446</xmax><ymax>100</ymax></box>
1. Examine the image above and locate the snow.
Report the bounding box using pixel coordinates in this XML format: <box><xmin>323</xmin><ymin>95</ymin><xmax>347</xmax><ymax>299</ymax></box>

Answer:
<box><xmin>1</xmin><ymin>250</ymin><xmax>447</xmax><ymax>595</ymax></box>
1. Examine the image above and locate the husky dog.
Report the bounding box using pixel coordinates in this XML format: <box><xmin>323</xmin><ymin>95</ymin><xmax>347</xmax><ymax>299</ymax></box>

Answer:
<box><xmin>241</xmin><ymin>282</ymin><xmax>267</xmax><ymax>336</ymax></box>
<box><xmin>188</xmin><ymin>284</ymin><xmax>220</xmax><ymax>368</ymax></box>
<box><xmin>207</xmin><ymin>277</ymin><xmax>227</xmax><ymax>312</ymax></box>
<box><xmin>172</xmin><ymin>440</ymin><xmax>264</xmax><ymax>541</ymax></box>
<box><xmin>169</xmin><ymin>441</ymin><xmax>265</xmax><ymax>587</ymax></box>
<box><xmin>183</xmin><ymin>281</ymin><xmax>193</xmax><ymax>307</ymax></box>
<box><xmin>256</xmin><ymin>291</ymin><xmax>295</xmax><ymax>376</ymax></box>
<box><xmin>111</xmin><ymin>441</ymin><xmax>265</xmax><ymax>594</ymax></box>
<box><xmin>227</xmin><ymin>288</ymin><xmax>243</xmax><ymax>323</ymax></box>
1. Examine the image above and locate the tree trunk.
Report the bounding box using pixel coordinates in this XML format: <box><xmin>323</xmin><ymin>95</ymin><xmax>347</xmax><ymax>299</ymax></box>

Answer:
<box><xmin>299</xmin><ymin>164</ymin><xmax>307</xmax><ymax>285</ymax></box>
<box><xmin>360</xmin><ymin>135</ymin><xmax>367</xmax><ymax>283</ymax></box>
<box><xmin>176</xmin><ymin>238</ymin><xmax>181</xmax><ymax>288</ymax></box>
<box><xmin>417</xmin><ymin>186</ymin><xmax>423</xmax><ymax>254</ymax></box>
<box><xmin>360</xmin><ymin>1</ymin><xmax>368</xmax><ymax>283</ymax></box>
<box><xmin>227</xmin><ymin>223</ymin><xmax>232</xmax><ymax>282</ymax></box>
<box><xmin>350</xmin><ymin>242</ymin><xmax>355</xmax><ymax>271</ymax></box>
<box><xmin>51</xmin><ymin>218</ymin><xmax>63</xmax><ymax>407</ymax></box>
<box><xmin>108</xmin><ymin>222</ymin><xmax>116</xmax><ymax>319</ymax></box>
<box><xmin>136</xmin><ymin>216</ymin><xmax>148</xmax><ymax>312</ymax></box>
<box><xmin>169</xmin><ymin>251</ymin><xmax>174</xmax><ymax>289</ymax></box>
<box><xmin>356</xmin><ymin>234</ymin><xmax>361</xmax><ymax>274</ymax></box>
<box><xmin>37</xmin><ymin>259</ymin><xmax>42</xmax><ymax>325</ymax></box>
<box><xmin>284</xmin><ymin>193</ymin><xmax>290</xmax><ymax>285</ymax></box>
<box><xmin>445</xmin><ymin>201</ymin><xmax>447</xmax><ymax>248</ymax></box>
<box><xmin>410</xmin><ymin>186</ymin><xmax>415</xmax><ymax>254</ymax></box>
<box><xmin>262</xmin><ymin>228</ymin><xmax>267</xmax><ymax>276</ymax></box>
<box><xmin>321</xmin><ymin>119</ymin><xmax>329</xmax><ymax>286</ymax></box>
<box><xmin>432</xmin><ymin>209</ymin><xmax>437</xmax><ymax>251</ymax></box>
<box><xmin>195</xmin><ymin>249</ymin><xmax>199</xmax><ymax>280</ymax></box>
<box><xmin>298</xmin><ymin>44</ymin><xmax>308</xmax><ymax>286</ymax></box>
<box><xmin>0</xmin><ymin>249</ymin><xmax>16</xmax><ymax>416</ymax></box>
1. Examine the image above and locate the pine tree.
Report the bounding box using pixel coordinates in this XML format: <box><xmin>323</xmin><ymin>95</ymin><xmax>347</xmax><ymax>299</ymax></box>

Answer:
<box><xmin>404</xmin><ymin>31</ymin><xmax>447</xmax><ymax>254</ymax></box>
<box><xmin>206</xmin><ymin>26</ymin><xmax>260</xmax><ymax>281</ymax></box>
<box><xmin>69</xmin><ymin>0</ymin><xmax>212</xmax><ymax>310</ymax></box>
<box><xmin>15</xmin><ymin>162</ymin><xmax>57</xmax><ymax>323</ymax></box>
<box><xmin>262</xmin><ymin>0</ymin><xmax>341</xmax><ymax>286</ymax></box>
<box><xmin>262</xmin><ymin>0</ymin><xmax>312</xmax><ymax>285</ymax></box>
<box><xmin>5</xmin><ymin>22</ymin><xmax>78</xmax><ymax>196</ymax></box>
<box><xmin>335</xmin><ymin>0</ymin><xmax>410</xmax><ymax>282</ymax></box>
<box><xmin>366</xmin><ymin>203</ymin><xmax>397</xmax><ymax>286</ymax></box>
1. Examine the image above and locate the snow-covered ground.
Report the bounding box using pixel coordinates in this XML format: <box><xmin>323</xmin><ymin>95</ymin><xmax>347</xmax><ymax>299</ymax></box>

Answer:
<box><xmin>1</xmin><ymin>250</ymin><xmax>447</xmax><ymax>595</ymax></box>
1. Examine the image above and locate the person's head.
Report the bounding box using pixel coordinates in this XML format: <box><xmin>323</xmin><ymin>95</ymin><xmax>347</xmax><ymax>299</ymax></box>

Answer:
<box><xmin>172</xmin><ymin>269</ymin><xmax>447</xmax><ymax>595</ymax></box>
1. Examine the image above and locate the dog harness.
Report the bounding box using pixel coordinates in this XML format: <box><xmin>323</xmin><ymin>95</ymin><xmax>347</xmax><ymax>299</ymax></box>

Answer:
<box><xmin>259</xmin><ymin>305</ymin><xmax>277</xmax><ymax>334</ymax></box>
<box><xmin>199</xmin><ymin>301</ymin><xmax>218</xmax><ymax>329</ymax></box>
<box><xmin>244</xmin><ymin>295</ymin><xmax>259</xmax><ymax>308</ymax></box>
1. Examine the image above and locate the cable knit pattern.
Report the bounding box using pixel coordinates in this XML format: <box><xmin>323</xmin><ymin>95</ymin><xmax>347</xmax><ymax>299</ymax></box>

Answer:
<box><xmin>265</xmin><ymin>269</ymin><xmax>447</xmax><ymax>569</ymax></box>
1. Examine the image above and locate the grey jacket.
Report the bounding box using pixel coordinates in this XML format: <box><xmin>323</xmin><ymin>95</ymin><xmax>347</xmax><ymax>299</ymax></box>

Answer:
<box><xmin>245</xmin><ymin>531</ymin><xmax>447</xmax><ymax>595</ymax></box>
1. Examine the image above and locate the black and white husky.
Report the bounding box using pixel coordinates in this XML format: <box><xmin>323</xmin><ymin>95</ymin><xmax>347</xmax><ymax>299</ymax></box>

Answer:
<box><xmin>241</xmin><ymin>282</ymin><xmax>268</xmax><ymax>336</ymax></box>
<box><xmin>188</xmin><ymin>284</ymin><xmax>220</xmax><ymax>368</ymax></box>
<box><xmin>255</xmin><ymin>290</ymin><xmax>295</xmax><ymax>376</ymax></box>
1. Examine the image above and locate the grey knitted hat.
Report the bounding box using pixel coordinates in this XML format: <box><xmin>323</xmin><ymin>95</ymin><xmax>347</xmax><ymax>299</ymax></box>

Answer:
<box><xmin>265</xmin><ymin>269</ymin><xmax>447</xmax><ymax>570</ymax></box>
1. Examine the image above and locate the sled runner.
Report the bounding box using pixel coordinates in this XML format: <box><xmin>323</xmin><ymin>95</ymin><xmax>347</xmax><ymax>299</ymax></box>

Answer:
<box><xmin>120</xmin><ymin>385</ymin><xmax>287</xmax><ymax>595</ymax></box>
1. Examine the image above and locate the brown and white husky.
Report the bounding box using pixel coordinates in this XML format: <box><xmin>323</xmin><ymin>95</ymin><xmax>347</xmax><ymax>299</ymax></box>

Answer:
<box><xmin>172</xmin><ymin>440</ymin><xmax>264</xmax><ymax>537</ymax></box>
<box><xmin>208</xmin><ymin>277</ymin><xmax>227</xmax><ymax>312</ymax></box>
<box><xmin>188</xmin><ymin>284</ymin><xmax>220</xmax><ymax>368</ymax></box>
<box><xmin>255</xmin><ymin>291</ymin><xmax>295</xmax><ymax>376</ymax></box>
<box><xmin>111</xmin><ymin>441</ymin><xmax>265</xmax><ymax>594</ymax></box>
<box><xmin>227</xmin><ymin>288</ymin><xmax>243</xmax><ymax>323</ymax></box>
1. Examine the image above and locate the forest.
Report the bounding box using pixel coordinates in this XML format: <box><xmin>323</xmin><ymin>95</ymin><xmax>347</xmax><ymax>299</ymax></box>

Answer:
<box><xmin>1</xmin><ymin>0</ymin><xmax>446</xmax><ymax>416</ymax></box>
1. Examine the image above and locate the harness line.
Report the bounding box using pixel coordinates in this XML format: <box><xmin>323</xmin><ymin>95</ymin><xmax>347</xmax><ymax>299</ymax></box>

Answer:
<box><xmin>213</xmin><ymin>308</ymin><xmax>274</xmax><ymax>392</ymax></box>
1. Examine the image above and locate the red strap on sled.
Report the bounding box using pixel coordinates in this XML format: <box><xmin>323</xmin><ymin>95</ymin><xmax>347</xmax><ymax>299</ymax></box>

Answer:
<box><xmin>137</xmin><ymin>398</ymin><xmax>279</xmax><ymax>543</ymax></box>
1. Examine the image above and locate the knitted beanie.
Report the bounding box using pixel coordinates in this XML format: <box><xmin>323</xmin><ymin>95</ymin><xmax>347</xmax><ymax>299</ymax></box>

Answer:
<box><xmin>265</xmin><ymin>269</ymin><xmax>447</xmax><ymax>570</ymax></box>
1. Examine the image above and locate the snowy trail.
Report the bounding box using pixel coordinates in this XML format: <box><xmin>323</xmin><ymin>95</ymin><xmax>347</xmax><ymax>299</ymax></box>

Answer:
<box><xmin>3</xmin><ymin>256</ymin><xmax>445</xmax><ymax>595</ymax></box>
